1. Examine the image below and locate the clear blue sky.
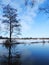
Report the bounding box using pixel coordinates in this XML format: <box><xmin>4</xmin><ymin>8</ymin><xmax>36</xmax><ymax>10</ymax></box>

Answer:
<box><xmin>0</xmin><ymin>0</ymin><xmax>49</xmax><ymax>38</ymax></box>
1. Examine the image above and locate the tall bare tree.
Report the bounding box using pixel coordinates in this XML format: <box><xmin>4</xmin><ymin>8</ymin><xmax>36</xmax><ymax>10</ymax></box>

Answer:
<box><xmin>2</xmin><ymin>4</ymin><xmax>21</xmax><ymax>42</ymax></box>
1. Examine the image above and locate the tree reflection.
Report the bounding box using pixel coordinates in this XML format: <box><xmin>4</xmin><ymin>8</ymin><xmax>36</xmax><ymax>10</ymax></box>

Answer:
<box><xmin>1</xmin><ymin>39</ymin><xmax>21</xmax><ymax>65</ymax></box>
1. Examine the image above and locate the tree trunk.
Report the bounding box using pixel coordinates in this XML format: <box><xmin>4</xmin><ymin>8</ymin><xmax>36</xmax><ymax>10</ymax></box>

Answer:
<box><xmin>10</xmin><ymin>20</ymin><xmax>11</xmax><ymax>43</ymax></box>
<box><xmin>8</xmin><ymin>18</ymin><xmax>12</xmax><ymax>64</ymax></box>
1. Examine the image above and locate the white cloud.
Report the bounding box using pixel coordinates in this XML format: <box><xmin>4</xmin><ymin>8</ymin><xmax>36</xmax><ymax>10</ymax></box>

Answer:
<box><xmin>0</xmin><ymin>0</ymin><xmax>45</xmax><ymax>37</ymax></box>
<box><xmin>18</xmin><ymin>0</ymin><xmax>45</xmax><ymax>37</ymax></box>
<box><xmin>36</xmin><ymin>0</ymin><xmax>45</xmax><ymax>4</ymax></box>
<box><xmin>1</xmin><ymin>0</ymin><xmax>11</xmax><ymax>5</ymax></box>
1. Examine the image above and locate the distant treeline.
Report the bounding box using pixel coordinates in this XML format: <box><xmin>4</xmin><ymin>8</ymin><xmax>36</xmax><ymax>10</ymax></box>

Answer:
<box><xmin>0</xmin><ymin>36</ymin><xmax>8</xmax><ymax>39</ymax></box>
<box><xmin>0</xmin><ymin>36</ymin><xmax>49</xmax><ymax>40</ymax></box>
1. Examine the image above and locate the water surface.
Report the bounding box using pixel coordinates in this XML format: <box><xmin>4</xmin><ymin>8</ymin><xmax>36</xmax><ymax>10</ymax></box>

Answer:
<box><xmin>0</xmin><ymin>42</ymin><xmax>49</xmax><ymax>65</ymax></box>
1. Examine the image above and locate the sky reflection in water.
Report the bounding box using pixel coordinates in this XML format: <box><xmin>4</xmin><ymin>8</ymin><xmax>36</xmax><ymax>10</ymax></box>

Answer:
<box><xmin>0</xmin><ymin>43</ymin><xmax>49</xmax><ymax>65</ymax></box>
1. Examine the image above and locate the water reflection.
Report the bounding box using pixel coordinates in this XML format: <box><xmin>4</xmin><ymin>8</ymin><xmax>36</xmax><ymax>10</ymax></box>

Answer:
<box><xmin>0</xmin><ymin>39</ymin><xmax>49</xmax><ymax>65</ymax></box>
<box><xmin>0</xmin><ymin>39</ymin><xmax>21</xmax><ymax>65</ymax></box>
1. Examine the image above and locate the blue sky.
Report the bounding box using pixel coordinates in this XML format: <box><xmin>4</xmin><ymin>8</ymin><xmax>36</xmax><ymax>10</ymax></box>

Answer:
<box><xmin>0</xmin><ymin>0</ymin><xmax>49</xmax><ymax>38</ymax></box>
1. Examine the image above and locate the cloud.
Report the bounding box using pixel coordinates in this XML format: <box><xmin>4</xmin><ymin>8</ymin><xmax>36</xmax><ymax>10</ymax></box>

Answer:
<box><xmin>17</xmin><ymin>0</ymin><xmax>45</xmax><ymax>37</ymax></box>
<box><xmin>1</xmin><ymin>0</ymin><xmax>11</xmax><ymax>5</ymax></box>
<box><xmin>36</xmin><ymin>0</ymin><xmax>45</xmax><ymax>4</ymax></box>
<box><xmin>0</xmin><ymin>0</ymin><xmax>45</xmax><ymax>37</ymax></box>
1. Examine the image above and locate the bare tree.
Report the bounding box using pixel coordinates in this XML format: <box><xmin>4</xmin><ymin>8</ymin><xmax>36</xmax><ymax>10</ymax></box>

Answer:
<box><xmin>2</xmin><ymin>4</ymin><xmax>21</xmax><ymax>42</ymax></box>
<box><xmin>39</xmin><ymin>2</ymin><xmax>49</xmax><ymax>16</ymax></box>
<box><xmin>25</xmin><ymin>0</ymin><xmax>35</xmax><ymax>7</ymax></box>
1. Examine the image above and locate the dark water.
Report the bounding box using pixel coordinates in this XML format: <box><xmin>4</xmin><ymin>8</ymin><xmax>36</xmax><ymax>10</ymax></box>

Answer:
<box><xmin>0</xmin><ymin>42</ymin><xmax>49</xmax><ymax>65</ymax></box>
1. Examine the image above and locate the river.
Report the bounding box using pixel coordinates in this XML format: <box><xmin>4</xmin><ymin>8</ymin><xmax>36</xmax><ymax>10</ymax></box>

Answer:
<box><xmin>0</xmin><ymin>42</ymin><xmax>49</xmax><ymax>65</ymax></box>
